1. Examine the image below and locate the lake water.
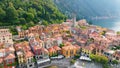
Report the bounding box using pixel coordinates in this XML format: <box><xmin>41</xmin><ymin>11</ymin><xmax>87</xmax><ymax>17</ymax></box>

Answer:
<box><xmin>91</xmin><ymin>18</ymin><xmax>120</xmax><ymax>32</ymax></box>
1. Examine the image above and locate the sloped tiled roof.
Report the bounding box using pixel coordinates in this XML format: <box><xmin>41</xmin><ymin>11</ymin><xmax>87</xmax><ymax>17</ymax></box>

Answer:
<box><xmin>4</xmin><ymin>53</ymin><xmax>15</xmax><ymax>60</ymax></box>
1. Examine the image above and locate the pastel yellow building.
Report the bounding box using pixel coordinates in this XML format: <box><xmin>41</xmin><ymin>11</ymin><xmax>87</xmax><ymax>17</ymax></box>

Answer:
<box><xmin>82</xmin><ymin>44</ymin><xmax>95</xmax><ymax>54</ymax></box>
<box><xmin>82</xmin><ymin>46</ymin><xmax>93</xmax><ymax>54</ymax></box>
<box><xmin>62</xmin><ymin>44</ymin><xmax>80</xmax><ymax>58</ymax></box>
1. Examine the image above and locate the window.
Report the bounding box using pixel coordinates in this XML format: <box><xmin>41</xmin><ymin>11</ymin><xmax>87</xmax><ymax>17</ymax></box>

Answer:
<box><xmin>28</xmin><ymin>58</ymin><xmax>29</xmax><ymax>63</ymax></box>
<box><xmin>9</xmin><ymin>37</ymin><xmax>11</xmax><ymax>39</ymax></box>
<box><xmin>66</xmin><ymin>51</ymin><xmax>68</xmax><ymax>55</ymax></box>
<box><xmin>116</xmin><ymin>57</ymin><xmax>119</xmax><ymax>60</ymax></box>
<box><xmin>3</xmin><ymin>38</ymin><xmax>5</xmax><ymax>40</ymax></box>
<box><xmin>70</xmin><ymin>50</ymin><xmax>74</xmax><ymax>55</ymax></box>
<box><xmin>29</xmin><ymin>64</ymin><xmax>32</xmax><ymax>67</ymax></box>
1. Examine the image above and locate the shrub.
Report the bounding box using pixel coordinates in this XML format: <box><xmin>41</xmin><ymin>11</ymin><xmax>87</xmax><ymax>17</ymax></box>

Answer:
<box><xmin>103</xmin><ymin>64</ymin><xmax>109</xmax><ymax>68</ymax></box>
<box><xmin>60</xmin><ymin>43</ymin><xmax>64</xmax><ymax>48</ymax></box>
<box><xmin>111</xmin><ymin>60</ymin><xmax>118</xmax><ymax>64</ymax></box>
<box><xmin>90</xmin><ymin>54</ymin><xmax>108</xmax><ymax>64</ymax></box>
<box><xmin>74</xmin><ymin>54</ymin><xmax>80</xmax><ymax>59</ymax></box>
<box><xmin>70</xmin><ymin>59</ymin><xmax>76</xmax><ymax>64</ymax></box>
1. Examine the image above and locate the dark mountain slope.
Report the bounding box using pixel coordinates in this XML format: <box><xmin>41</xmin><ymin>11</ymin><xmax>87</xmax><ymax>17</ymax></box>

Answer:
<box><xmin>54</xmin><ymin>0</ymin><xmax>120</xmax><ymax>20</ymax></box>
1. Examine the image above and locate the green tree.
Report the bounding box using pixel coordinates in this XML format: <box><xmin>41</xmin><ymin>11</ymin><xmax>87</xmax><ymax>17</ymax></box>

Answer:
<box><xmin>90</xmin><ymin>54</ymin><xmax>108</xmax><ymax>64</ymax></box>
<box><xmin>25</xmin><ymin>12</ymin><xmax>34</xmax><ymax>22</ymax></box>
<box><xmin>0</xmin><ymin>8</ymin><xmax>6</xmax><ymax>21</ymax></box>
<box><xmin>60</xmin><ymin>43</ymin><xmax>64</xmax><ymax>48</ymax></box>
<box><xmin>42</xmin><ymin>20</ymin><xmax>48</xmax><ymax>26</ymax></box>
<box><xmin>6</xmin><ymin>2</ymin><xmax>18</xmax><ymax>24</ymax></box>
<box><xmin>0</xmin><ymin>0</ymin><xmax>66</xmax><ymax>28</ymax></box>
<box><xmin>70</xmin><ymin>59</ymin><xmax>76</xmax><ymax>64</ymax></box>
<box><xmin>19</xmin><ymin>18</ymin><xmax>26</xmax><ymax>24</ymax></box>
<box><xmin>111</xmin><ymin>60</ymin><xmax>118</xmax><ymax>64</ymax></box>
<box><xmin>103</xmin><ymin>63</ymin><xmax>109</xmax><ymax>68</ymax></box>
<box><xmin>28</xmin><ymin>8</ymin><xmax>37</xmax><ymax>16</ymax></box>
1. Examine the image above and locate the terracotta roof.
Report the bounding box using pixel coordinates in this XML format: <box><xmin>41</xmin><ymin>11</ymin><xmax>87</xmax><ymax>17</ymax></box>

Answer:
<box><xmin>41</xmin><ymin>48</ymin><xmax>49</xmax><ymax>53</ymax></box>
<box><xmin>79</xmin><ymin>39</ymin><xmax>86</xmax><ymax>44</ymax></box>
<box><xmin>4</xmin><ymin>53</ymin><xmax>15</xmax><ymax>60</ymax></box>
<box><xmin>0</xmin><ymin>43</ymin><xmax>4</xmax><ymax>46</ymax></box>
<box><xmin>0</xmin><ymin>44</ymin><xmax>4</xmax><ymax>49</ymax></box>
<box><xmin>53</xmin><ymin>45</ymin><xmax>61</xmax><ymax>51</ymax></box>
<box><xmin>62</xmin><ymin>45</ymin><xmax>76</xmax><ymax>50</ymax></box>
<box><xmin>5</xmin><ymin>47</ymin><xmax>15</xmax><ymax>52</ymax></box>
<box><xmin>0</xmin><ymin>49</ymin><xmax>5</xmax><ymax>53</ymax></box>
<box><xmin>14</xmin><ymin>42</ymin><xmax>31</xmax><ymax>51</ymax></box>
<box><xmin>74</xmin><ymin>45</ymin><xmax>80</xmax><ymax>49</ymax></box>
<box><xmin>48</xmin><ymin>47</ymin><xmax>56</xmax><ymax>53</ymax></box>
<box><xmin>23</xmin><ymin>45</ymin><xmax>31</xmax><ymax>51</ymax></box>
<box><xmin>89</xmin><ymin>44</ymin><xmax>96</xmax><ymax>48</ymax></box>
<box><xmin>84</xmin><ymin>46</ymin><xmax>94</xmax><ymax>51</ymax></box>
<box><xmin>14</xmin><ymin>43</ymin><xmax>22</xmax><ymax>51</ymax></box>
<box><xmin>28</xmin><ymin>33</ymin><xmax>34</xmax><ymax>37</ymax></box>
<box><xmin>33</xmin><ymin>45</ymin><xmax>41</xmax><ymax>50</ymax></box>
<box><xmin>23</xmin><ymin>41</ymin><xmax>29</xmax><ymax>46</ymax></box>
<box><xmin>0</xmin><ymin>58</ymin><xmax>3</xmax><ymax>63</ymax></box>
<box><xmin>25</xmin><ymin>51</ymin><xmax>34</xmax><ymax>58</ymax></box>
<box><xmin>64</xmin><ymin>42</ymin><xmax>72</xmax><ymax>46</ymax></box>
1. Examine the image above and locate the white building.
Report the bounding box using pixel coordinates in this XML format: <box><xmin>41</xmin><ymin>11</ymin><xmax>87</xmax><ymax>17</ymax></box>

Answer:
<box><xmin>0</xmin><ymin>29</ymin><xmax>13</xmax><ymax>44</ymax></box>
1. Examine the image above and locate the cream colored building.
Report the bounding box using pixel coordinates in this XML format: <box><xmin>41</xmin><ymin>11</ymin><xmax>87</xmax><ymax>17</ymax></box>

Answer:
<box><xmin>0</xmin><ymin>29</ymin><xmax>13</xmax><ymax>44</ymax></box>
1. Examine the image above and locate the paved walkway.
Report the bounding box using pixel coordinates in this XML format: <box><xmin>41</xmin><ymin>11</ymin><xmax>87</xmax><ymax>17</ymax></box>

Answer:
<box><xmin>43</xmin><ymin>59</ymin><xmax>120</xmax><ymax>68</ymax></box>
<box><xmin>47</xmin><ymin>58</ymin><xmax>71</xmax><ymax>68</ymax></box>
<box><xmin>70</xmin><ymin>60</ymin><xmax>103</xmax><ymax>68</ymax></box>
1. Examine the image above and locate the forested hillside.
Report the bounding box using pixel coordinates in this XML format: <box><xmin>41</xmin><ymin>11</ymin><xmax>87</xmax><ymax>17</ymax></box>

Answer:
<box><xmin>0</xmin><ymin>0</ymin><xmax>66</xmax><ymax>28</ymax></box>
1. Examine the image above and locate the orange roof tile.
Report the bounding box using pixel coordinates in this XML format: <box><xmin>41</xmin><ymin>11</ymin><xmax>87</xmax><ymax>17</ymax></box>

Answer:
<box><xmin>0</xmin><ymin>58</ymin><xmax>3</xmax><ymax>63</ymax></box>
<box><xmin>5</xmin><ymin>47</ymin><xmax>15</xmax><ymax>52</ymax></box>
<box><xmin>41</xmin><ymin>48</ymin><xmax>49</xmax><ymax>53</ymax></box>
<box><xmin>74</xmin><ymin>45</ymin><xmax>80</xmax><ymax>49</ymax></box>
<box><xmin>23</xmin><ymin>45</ymin><xmax>31</xmax><ymax>51</ymax></box>
<box><xmin>48</xmin><ymin>47</ymin><xmax>56</xmax><ymax>53</ymax></box>
<box><xmin>84</xmin><ymin>46</ymin><xmax>94</xmax><ymax>51</ymax></box>
<box><xmin>4</xmin><ymin>53</ymin><xmax>15</xmax><ymax>60</ymax></box>
<box><xmin>14</xmin><ymin>43</ymin><xmax>22</xmax><ymax>51</ymax></box>
<box><xmin>0</xmin><ymin>49</ymin><xmax>5</xmax><ymax>53</ymax></box>
<box><xmin>25</xmin><ymin>51</ymin><xmax>34</xmax><ymax>58</ymax></box>
<box><xmin>0</xmin><ymin>43</ymin><xmax>4</xmax><ymax>46</ymax></box>
<box><xmin>33</xmin><ymin>45</ymin><xmax>41</xmax><ymax>50</ymax></box>
<box><xmin>53</xmin><ymin>45</ymin><xmax>61</xmax><ymax>51</ymax></box>
<box><xmin>62</xmin><ymin>45</ymin><xmax>76</xmax><ymax>50</ymax></box>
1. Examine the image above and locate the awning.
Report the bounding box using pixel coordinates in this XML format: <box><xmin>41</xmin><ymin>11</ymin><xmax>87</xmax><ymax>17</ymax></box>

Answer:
<box><xmin>37</xmin><ymin>58</ymin><xmax>50</xmax><ymax>64</ymax></box>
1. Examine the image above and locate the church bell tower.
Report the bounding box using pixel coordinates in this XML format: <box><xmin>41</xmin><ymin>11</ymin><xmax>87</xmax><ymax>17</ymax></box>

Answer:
<box><xmin>72</xmin><ymin>13</ymin><xmax>77</xmax><ymax>27</ymax></box>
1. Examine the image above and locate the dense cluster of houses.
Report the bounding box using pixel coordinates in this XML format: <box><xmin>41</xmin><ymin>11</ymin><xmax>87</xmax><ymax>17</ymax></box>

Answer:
<box><xmin>0</xmin><ymin>20</ymin><xmax>80</xmax><ymax>68</ymax></box>
<box><xmin>0</xmin><ymin>29</ymin><xmax>15</xmax><ymax>68</ymax></box>
<box><xmin>71</xmin><ymin>19</ymin><xmax>120</xmax><ymax>61</ymax></box>
<box><xmin>0</xmin><ymin>19</ymin><xmax>120</xmax><ymax>68</ymax></box>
